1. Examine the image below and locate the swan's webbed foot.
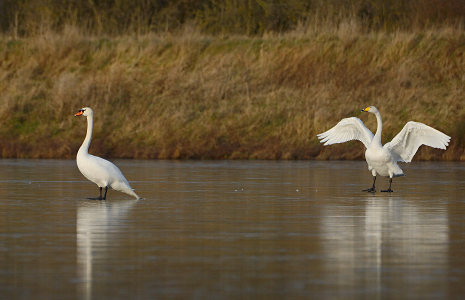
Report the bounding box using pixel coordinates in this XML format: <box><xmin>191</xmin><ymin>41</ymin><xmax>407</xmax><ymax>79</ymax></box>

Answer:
<box><xmin>381</xmin><ymin>178</ymin><xmax>394</xmax><ymax>193</ymax></box>
<box><xmin>86</xmin><ymin>187</ymin><xmax>107</xmax><ymax>200</ymax></box>
<box><xmin>363</xmin><ymin>176</ymin><xmax>377</xmax><ymax>193</ymax></box>
<box><xmin>87</xmin><ymin>196</ymin><xmax>105</xmax><ymax>200</ymax></box>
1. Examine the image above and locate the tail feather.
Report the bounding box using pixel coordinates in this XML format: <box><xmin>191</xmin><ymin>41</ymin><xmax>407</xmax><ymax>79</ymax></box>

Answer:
<box><xmin>111</xmin><ymin>181</ymin><xmax>141</xmax><ymax>200</ymax></box>
<box><xmin>123</xmin><ymin>188</ymin><xmax>141</xmax><ymax>200</ymax></box>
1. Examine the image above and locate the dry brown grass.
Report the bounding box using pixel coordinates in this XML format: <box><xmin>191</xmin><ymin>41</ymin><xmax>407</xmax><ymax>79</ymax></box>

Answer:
<box><xmin>0</xmin><ymin>25</ymin><xmax>464</xmax><ymax>160</ymax></box>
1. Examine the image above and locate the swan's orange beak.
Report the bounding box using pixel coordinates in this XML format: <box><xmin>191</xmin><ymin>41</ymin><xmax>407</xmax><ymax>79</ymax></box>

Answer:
<box><xmin>361</xmin><ymin>107</ymin><xmax>370</xmax><ymax>112</ymax></box>
<box><xmin>74</xmin><ymin>110</ymin><xmax>84</xmax><ymax>116</ymax></box>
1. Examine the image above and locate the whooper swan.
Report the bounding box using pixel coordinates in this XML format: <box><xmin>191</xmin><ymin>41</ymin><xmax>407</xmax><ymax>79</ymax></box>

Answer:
<box><xmin>317</xmin><ymin>106</ymin><xmax>450</xmax><ymax>192</ymax></box>
<box><xmin>75</xmin><ymin>107</ymin><xmax>141</xmax><ymax>200</ymax></box>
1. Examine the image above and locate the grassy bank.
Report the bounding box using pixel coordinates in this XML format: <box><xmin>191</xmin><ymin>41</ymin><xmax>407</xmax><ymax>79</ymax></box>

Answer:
<box><xmin>1</xmin><ymin>26</ymin><xmax>464</xmax><ymax>160</ymax></box>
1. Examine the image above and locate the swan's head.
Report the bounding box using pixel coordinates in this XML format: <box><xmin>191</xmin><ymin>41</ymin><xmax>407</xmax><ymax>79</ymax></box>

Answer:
<box><xmin>361</xmin><ymin>106</ymin><xmax>379</xmax><ymax>114</ymax></box>
<box><xmin>74</xmin><ymin>107</ymin><xmax>93</xmax><ymax>117</ymax></box>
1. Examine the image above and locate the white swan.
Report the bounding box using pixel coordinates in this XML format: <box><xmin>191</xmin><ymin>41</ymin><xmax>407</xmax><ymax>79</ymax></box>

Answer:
<box><xmin>75</xmin><ymin>107</ymin><xmax>141</xmax><ymax>200</ymax></box>
<box><xmin>317</xmin><ymin>106</ymin><xmax>450</xmax><ymax>192</ymax></box>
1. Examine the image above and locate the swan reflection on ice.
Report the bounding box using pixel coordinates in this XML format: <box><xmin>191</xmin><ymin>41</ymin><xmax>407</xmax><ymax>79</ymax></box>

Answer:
<box><xmin>319</xmin><ymin>196</ymin><xmax>448</xmax><ymax>298</ymax></box>
<box><xmin>77</xmin><ymin>200</ymin><xmax>138</xmax><ymax>300</ymax></box>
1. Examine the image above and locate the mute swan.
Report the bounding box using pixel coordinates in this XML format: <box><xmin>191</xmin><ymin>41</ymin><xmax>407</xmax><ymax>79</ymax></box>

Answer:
<box><xmin>317</xmin><ymin>106</ymin><xmax>450</xmax><ymax>192</ymax></box>
<box><xmin>75</xmin><ymin>107</ymin><xmax>141</xmax><ymax>200</ymax></box>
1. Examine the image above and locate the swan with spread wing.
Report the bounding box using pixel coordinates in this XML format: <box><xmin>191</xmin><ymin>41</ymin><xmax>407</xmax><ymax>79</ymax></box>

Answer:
<box><xmin>317</xmin><ymin>106</ymin><xmax>450</xmax><ymax>192</ymax></box>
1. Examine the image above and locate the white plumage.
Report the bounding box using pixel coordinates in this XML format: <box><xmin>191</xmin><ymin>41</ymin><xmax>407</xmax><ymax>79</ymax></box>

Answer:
<box><xmin>75</xmin><ymin>107</ymin><xmax>141</xmax><ymax>200</ymax></box>
<box><xmin>319</xmin><ymin>117</ymin><xmax>374</xmax><ymax>149</ymax></box>
<box><xmin>384</xmin><ymin>121</ymin><xmax>450</xmax><ymax>163</ymax></box>
<box><xmin>317</xmin><ymin>106</ymin><xmax>450</xmax><ymax>192</ymax></box>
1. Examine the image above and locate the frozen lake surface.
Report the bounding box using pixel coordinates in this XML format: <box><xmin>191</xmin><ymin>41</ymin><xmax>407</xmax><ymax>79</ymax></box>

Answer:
<box><xmin>0</xmin><ymin>159</ymin><xmax>464</xmax><ymax>299</ymax></box>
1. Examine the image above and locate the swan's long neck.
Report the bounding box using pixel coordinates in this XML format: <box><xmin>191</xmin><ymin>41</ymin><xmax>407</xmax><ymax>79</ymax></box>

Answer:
<box><xmin>373</xmin><ymin>111</ymin><xmax>383</xmax><ymax>145</ymax></box>
<box><xmin>78</xmin><ymin>115</ymin><xmax>93</xmax><ymax>155</ymax></box>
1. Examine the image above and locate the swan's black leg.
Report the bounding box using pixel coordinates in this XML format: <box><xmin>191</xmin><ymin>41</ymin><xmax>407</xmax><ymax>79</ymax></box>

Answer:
<box><xmin>363</xmin><ymin>176</ymin><xmax>376</xmax><ymax>193</ymax></box>
<box><xmin>103</xmin><ymin>187</ymin><xmax>108</xmax><ymax>200</ymax></box>
<box><xmin>381</xmin><ymin>178</ymin><xmax>394</xmax><ymax>193</ymax></box>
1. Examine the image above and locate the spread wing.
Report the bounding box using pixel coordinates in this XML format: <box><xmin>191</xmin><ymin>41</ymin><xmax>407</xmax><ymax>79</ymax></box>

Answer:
<box><xmin>317</xmin><ymin>117</ymin><xmax>374</xmax><ymax>149</ymax></box>
<box><xmin>384</xmin><ymin>121</ymin><xmax>450</xmax><ymax>163</ymax></box>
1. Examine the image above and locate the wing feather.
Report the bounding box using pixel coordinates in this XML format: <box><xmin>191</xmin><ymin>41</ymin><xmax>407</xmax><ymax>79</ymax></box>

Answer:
<box><xmin>317</xmin><ymin>117</ymin><xmax>374</xmax><ymax>149</ymax></box>
<box><xmin>384</xmin><ymin>121</ymin><xmax>450</xmax><ymax>163</ymax></box>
